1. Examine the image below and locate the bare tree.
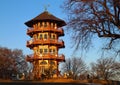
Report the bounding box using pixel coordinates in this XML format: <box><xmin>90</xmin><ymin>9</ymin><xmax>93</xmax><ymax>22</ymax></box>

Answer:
<box><xmin>61</xmin><ymin>57</ymin><xmax>86</xmax><ymax>79</ymax></box>
<box><xmin>12</xmin><ymin>49</ymin><xmax>29</xmax><ymax>73</ymax></box>
<box><xmin>90</xmin><ymin>57</ymin><xmax>120</xmax><ymax>80</ymax></box>
<box><xmin>62</xmin><ymin>0</ymin><xmax>120</xmax><ymax>53</ymax></box>
<box><xmin>0</xmin><ymin>47</ymin><xmax>14</xmax><ymax>79</ymax></box>
<box><xmin>0</xmin><ymin>46</ymin><xmax>29</xmax><ymax>79</ymax></box>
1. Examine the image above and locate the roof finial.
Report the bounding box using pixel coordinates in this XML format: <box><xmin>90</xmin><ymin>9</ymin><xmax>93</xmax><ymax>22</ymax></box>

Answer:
<box><xmin>44</xmin><ymin>4</ymin><xmax>50</xmax><ymax>11</ymax></box>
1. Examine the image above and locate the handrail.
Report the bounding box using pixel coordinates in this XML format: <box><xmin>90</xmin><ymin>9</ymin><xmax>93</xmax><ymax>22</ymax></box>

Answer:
<box><xmin>27</xmin><ymin>27</ymin><xmax>63</xmax><ymax>33</ymax></box>
<box><xmin>27</xmin><ymin>38</ymin><xmax>64</xmax><ymax>45</ymax></box>
<box><xmin>26</xmin><ymin>53</ymin><xmax>65</xmax><ymax>61</ymax></box>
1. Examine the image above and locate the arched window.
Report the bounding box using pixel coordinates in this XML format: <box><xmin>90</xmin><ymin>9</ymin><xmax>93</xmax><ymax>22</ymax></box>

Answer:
<box><xmin>40</xmin><ymin>34</ymin><xmax>42</xmax><ymax>39</ymax></box>
<box><xmin>44</xmin><ymin>49</ymin><xmax>48</xmax><ymax>54</ymax></box>
<box><xmin>51</xmin><ymin>23</ymin><xmax>53</xmax><ymax>28</ymax></box>
<box><xmin>44</xmin><ymin>22</ymin><xmax>47</xmax><ymax>27</ymax></box>
<box><xmin>49</xmin><ymin>49</ymin><xmax>52</xmax><ymax>53</ymax></box>
<box><xmin>50</xmin><ymin>61</ymin><xmax>55</xmax><ymax>65</ymax></box>
<box><xmin>40</xmin><ymin>49</ymin><xmax>43</xmax><ymax>54</ymax></box>
<box><xmin>38</xmin><ymin>23</ymin><xmax>40</xmax><ymax>28</ymax></box>
<box><xmin>44</xmin><ymin>34</ymin><xmax>47</xmax><ymax>39</ymax></box>
<box><xmin>40</xmin><ymin>61</ymin><xmax>47</xmax><ymax>65</ymax></box>
<box><xmin>53</xmin><ymin>35</ymin><xmax>55</xmax><ymax>39</ymax></box>
<box><xmin>53</xmin><ymin>49</ymin><xmax>56</xmax><ymax>53</ymax></box>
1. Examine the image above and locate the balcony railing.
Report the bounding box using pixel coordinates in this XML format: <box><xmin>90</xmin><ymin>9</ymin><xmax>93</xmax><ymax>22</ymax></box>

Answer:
<box><xmin>26</xmin><ymin>39</ymin><xmax>64</xmax><ymax>48</ymax></box>
<box><xmin>27</xmin><ymin>27</ymin><xmax>64</xmax><ymax>36</ymax></box>
<box><xmin>26</xmin><ymin>53</ymin><xmax>65</xmax><ymax>62</ymax></box>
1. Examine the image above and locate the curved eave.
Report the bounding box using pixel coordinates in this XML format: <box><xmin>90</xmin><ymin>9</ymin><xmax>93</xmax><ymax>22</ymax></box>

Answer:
<box><xmin>25</xmin><ymin>19</ymin><xmax>66</xmax><ymax>27</ymax></box>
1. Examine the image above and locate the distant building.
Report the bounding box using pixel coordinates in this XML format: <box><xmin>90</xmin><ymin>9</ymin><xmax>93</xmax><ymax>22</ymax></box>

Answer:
<box><xmin>25</xmin><ymin>10</ymin><xmax>66</xmax><ymax>79</ymax></box>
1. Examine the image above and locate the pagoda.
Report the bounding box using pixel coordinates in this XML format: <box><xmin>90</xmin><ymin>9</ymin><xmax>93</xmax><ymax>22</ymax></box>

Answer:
<box><xmin>25</xmin><ymin>10</ymin><xmax>66</xmax><ymax>79</ymax></box>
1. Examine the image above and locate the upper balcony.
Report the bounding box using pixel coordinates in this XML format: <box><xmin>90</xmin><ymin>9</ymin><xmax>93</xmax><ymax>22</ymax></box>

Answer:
<box><xmin>27</xmin><ymin>27</ymin><xmax>64</xmax><ymax>37</ymax></box>
<box><xmin>26</xmin><ymin>39</ymin><xmax>65</xmax><ymax>49</ymax></box>
<box><xmin>26</xmin><ymin>53</ymin><xmax>65</xmax><ymax>62</ymax></box>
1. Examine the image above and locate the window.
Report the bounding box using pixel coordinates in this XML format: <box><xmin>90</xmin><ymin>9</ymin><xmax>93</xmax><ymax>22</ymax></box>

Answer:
<box><xmin>53</xmin><ymin>35</ymin><xmax>55</xmax><ymax>39</ymax></box>
<box><xmin>40</xmin><ymin>66</ymin><xmax>45</xmax><ymax>74</ymax></box>
<box><xmin>44</xmin><ymin>49</ymin><xmax>48</xmax><ymax>53</ymax></box>
<box><xmin>49</xmin><ymin>49</ymin><xmax>52</xmax><ymax>53</ymax></box>
<box><xmin>38</xmin><ymin>23</ymin><xmax>40</xmax><ymax>28</ymax></box>
<box><xmin>51</xmin><ymin>23</ymin><xmax>53</xmax><ymax>28</ymax></box>
<box><xmin>50</xmin><ymin>61</ymin><xmax>55</xmax><ymax>65</ymax></box>
<box><xmin>44</xmin><ymin>22</ymin><xmax>47</xmax><ymax>27</ymax></box>
<box><xmin>40</xmin><ymin>22</ymin><xmax>42</xmax><ymax>27</ymax></box>
<box><xmin>50</xmin><ymin>34</ymin><xmax>52</xmax><ymax>39</ymax></box>
<box><xmin>40</xmin><ymin>61</ymin><xmax>47</xmax><ymax>65</ymax></box>
<box><xmin>40</xmin><ymin>34</ymin><xmax>42</xmax><ymax>39</ymax></box>
<box><xmin>40</xmin><ymin>49</ymin><xmax>43</xmax><ymax>54</ymax></box>
<box><xmin>44</xmin><ymin>34</ymin><xmax>47</xmax><ymax>39</ymax></box>
<box><xmin>53</xmin><ymin>49</ymin><xmax>56</xmax><ymax>53</ymax></box>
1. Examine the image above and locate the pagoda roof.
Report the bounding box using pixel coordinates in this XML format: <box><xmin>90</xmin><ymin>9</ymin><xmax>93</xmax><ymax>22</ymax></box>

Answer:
<box><xmin>25</xmin><ymin>11</ymin><xmax>66</xmax><ymax>27</ymax></box>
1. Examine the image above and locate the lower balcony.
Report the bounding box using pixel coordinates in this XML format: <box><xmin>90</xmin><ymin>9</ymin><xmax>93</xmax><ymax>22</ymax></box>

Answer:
<box><xmin>26</xmin><ymin>39</ymin><xmax>65</xmax><ymax>49</ymax></box>
<box><xmin>26</xmin><ymin>53</ymin><xmax>65</xmax><ymax>62</ymax></box>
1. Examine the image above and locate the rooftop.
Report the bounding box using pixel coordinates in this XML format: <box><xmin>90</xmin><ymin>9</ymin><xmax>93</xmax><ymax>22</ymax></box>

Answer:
<box><xmin>25</xmin><ymin>11</ymin><xmax>66</xmax><ymax>27</ymax></box>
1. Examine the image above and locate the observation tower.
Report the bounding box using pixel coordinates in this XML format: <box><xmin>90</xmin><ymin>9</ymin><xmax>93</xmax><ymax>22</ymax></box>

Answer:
<box><xmin>25</xmin><ymin>10</ymin><xmax>66</xmax><ymax>79</ymax></box>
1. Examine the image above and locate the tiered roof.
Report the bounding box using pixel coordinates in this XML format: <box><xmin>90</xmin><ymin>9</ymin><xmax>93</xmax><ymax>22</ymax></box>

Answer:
<box><xmin>25</xmin><ymin>11</ymin><xmax>66</xmax><ymax>27</ymax></box>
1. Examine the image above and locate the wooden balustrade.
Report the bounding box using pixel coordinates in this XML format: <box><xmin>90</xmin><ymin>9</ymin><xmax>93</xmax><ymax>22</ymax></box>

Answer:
<box><xmin>27</xmin><ymin>27</ymin><xmax>64</xmax><ymax>36</ymax></box>
<box><xmin>26</xmin><ymin>38</ymin><xmax>64</xmax><ymax>48</ymax></box>
<box><xmin>26</xmin><ymin>53</ymin><xmax>65</xmax><ymax>62</ymax></box>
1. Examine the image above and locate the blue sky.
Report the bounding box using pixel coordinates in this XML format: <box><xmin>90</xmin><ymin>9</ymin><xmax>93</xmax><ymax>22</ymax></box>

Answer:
<box><xmin>0</xmin><ymin>0</ymin><xmax>102</xmax><ymax>65</ymax></box>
